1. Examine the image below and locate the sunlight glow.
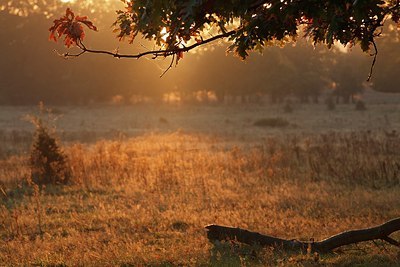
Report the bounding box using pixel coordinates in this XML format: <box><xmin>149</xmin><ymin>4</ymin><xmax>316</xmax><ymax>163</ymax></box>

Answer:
<box><xmin>2</xmin><ymin>0</ymin><xmax>118</xmax><ymax>17</ymax></box>
<box><xmin>161</xmin><ymin>27</ymin><xmax>169</xmax><ymax>43</ymax></box>
<box><xmin>334</xmin><ymin>41</ymin><xmax>349</xmax><ymax>53</ymax></box>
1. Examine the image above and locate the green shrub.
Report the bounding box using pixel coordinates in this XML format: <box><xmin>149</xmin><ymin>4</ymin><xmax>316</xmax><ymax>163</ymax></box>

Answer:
<box><xmin>28</xmin><ymin>104</ymin><xmax>70</xmax><ymax>185</ymax></box>
<box><xmin>253</xmin><ymin>117</ymin><xmax>289</xmax><ymax>128</ymax></box>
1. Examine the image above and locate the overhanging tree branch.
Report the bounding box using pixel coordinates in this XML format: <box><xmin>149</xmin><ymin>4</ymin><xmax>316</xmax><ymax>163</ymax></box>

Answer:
<box><xmin>50</xmin><ymin>1</ymin><xmax>400</xmax><ymax>79</ymax></box>
<box><xmin>367</xmin><ymin>40</ymin><xmax>378</xmax><ymax>82</ymax></box>
<box><xmin>63</xmin><ymin>30</ymin><xmax>237</xmax><ymax>60</ymax></box>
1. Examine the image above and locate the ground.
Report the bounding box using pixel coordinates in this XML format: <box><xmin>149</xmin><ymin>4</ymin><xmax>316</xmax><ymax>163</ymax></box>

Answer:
<box><xmin>0</xmin><ymin>102</ymin><xmax>399</xmax><ymax>266</ymax></box>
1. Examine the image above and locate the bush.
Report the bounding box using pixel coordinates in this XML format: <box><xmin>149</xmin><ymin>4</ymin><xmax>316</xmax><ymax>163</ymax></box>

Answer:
<box><xmin>325</xmin><ymin>97</ymin><xmax>336</xmax><ymax>111</ymax></box>
<box><xmin>28</xmin><ymin>104</ymin><xmax>70</xmax><ymax>185</ymax></box>
<box><xmin>355</xmin><ymin>100</ymin><xmax>367</xmax><ymax>111</ymax></box>
<box><xmin>253</xmin><ymin>117</ymin><xmax>289</xmax><ymax>128</ymax></box>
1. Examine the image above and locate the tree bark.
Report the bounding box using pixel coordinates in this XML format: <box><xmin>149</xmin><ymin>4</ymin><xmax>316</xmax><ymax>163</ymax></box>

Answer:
<box><xmin>205</xmin><ymin>217</ymin><xmax>400</xmax><ymax>253</ymax></box>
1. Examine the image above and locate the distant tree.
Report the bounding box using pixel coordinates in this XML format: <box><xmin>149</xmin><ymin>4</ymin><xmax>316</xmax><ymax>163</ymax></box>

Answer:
<box><xmin>281</xmin><ymin>44</ymin><xmax>328</xmax><ymax>103</ymax></box>
<box><xmin>330</xmin><ymin>53</ymin><xmax>367</xmax><ymax>103</ymax></box>
<box><xmin>373</xmin><ymin>25</ymin><xmax>400</xmax><ymax>92</ymax></box>
<box><xmin>50</xmin><ymin>0</ymin><xmax>400</xmax><ymax>79</ymax></box>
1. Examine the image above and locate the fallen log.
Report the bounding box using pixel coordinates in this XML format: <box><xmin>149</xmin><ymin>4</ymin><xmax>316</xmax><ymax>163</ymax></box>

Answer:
<box><xmin>205</xmin><ymin>217</ymin><xmax>400</xmax><ymax>253</ymax></box>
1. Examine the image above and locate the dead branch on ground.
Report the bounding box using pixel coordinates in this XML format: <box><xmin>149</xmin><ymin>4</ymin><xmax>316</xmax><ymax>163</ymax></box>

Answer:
<box><xmin>205</xmin><ymin>217</ymin><xmax>400</xmax><ymax>253</ymax></box>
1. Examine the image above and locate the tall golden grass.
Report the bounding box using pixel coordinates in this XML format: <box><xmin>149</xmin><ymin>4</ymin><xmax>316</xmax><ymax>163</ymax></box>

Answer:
<box><xmin>0</xmin><ymin>131</ymin><xmax>399</xmax><ymax>265</ymax></box>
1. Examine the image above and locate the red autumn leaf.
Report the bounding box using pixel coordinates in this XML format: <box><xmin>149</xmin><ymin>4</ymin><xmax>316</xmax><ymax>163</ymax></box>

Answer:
<box><xmin>176</xmin><ymin>50</ymin><xmax>184</xmax><ymax>65</ymax></box>
<box><xmin>177</xmin><ymin>51</ymin><xmax>184</xmax><ymax>60</ymax></box>
<box><xmin>49</xmin><ymin>8</ymin><xmax>97</xmax><ymax>48</ymax></box>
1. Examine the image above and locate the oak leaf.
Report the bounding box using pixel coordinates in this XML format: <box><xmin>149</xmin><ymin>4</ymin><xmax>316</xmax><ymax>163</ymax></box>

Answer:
<box><xmin>49</xmin><ymin>8</ymin><xmax>97</xmax><ymax>48</ymax></box>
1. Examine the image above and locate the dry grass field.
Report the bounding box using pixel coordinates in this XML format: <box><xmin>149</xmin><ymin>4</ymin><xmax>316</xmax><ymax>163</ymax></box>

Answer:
<box><xmin>0</xmin><ymin>102</ymin><xmax>400</xmax><ymax>266</ymax></box>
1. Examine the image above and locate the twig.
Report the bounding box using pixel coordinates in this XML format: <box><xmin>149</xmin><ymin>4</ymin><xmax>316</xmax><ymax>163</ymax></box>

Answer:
<box><xmin>372</xmin><ymin>240</ymin><xmax>389</xmax><ymax>253</ymax></box>
<box><xmin>0</xmin><ymin>185</ymin><xmax>7</xmax><ymax>198</ymax></box>
<box><xmin>382</xmin><ymin>236</ymin><xmax>400</xmax><ymax>247</ymax></box>
<box><xmin>367</xmin><ymin>40</ymin><xmax>378</xmax><ymax>81</ymax></box>
<box><xmin>64</xmin><ymin>30</ymin><xmax>236</xmax><ymax>60</ymax></box>
<box><xmin>160</xmin><ymin>54</ymin><xmax>175</xmax><ymax>78</ymax></box>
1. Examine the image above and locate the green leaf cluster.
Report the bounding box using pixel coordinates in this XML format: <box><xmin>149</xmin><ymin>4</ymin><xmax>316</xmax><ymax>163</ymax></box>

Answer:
<box><xmin>113</xmin><ymin>0</ymin><xmax>400</xmax><ymax>58</ymax></box>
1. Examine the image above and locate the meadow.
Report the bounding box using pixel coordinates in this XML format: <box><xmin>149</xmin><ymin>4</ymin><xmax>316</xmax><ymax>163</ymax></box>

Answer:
<box><xmin>0</xmin><ymin>102</ymin><xmax>400</xmax><ymax>266</ymax></box>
